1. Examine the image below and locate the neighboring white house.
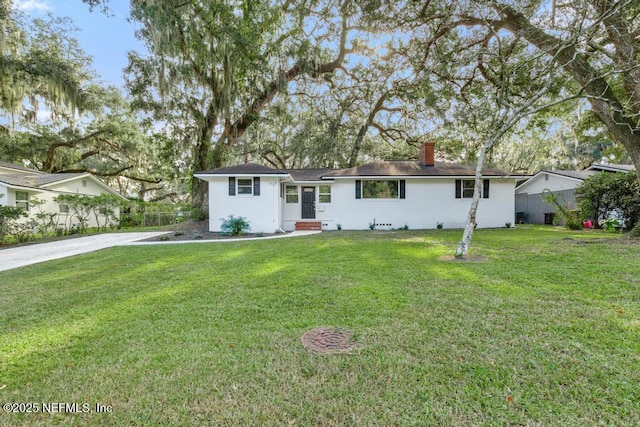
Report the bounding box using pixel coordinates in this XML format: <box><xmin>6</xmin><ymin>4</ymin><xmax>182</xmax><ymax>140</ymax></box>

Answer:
<box><xmin>0</xmin><ymin>161</ymin><xmax>126</xmax><ymax>229</ymax></box>
<box><xmin>195</xmin><ymin>143</ymin><xmax>519</xmax><ymax>233</ymax></box>
<box><xmin>515</xmin><ymin>163</ymin><xmax>636</xmax><ymax>224</ymax></box>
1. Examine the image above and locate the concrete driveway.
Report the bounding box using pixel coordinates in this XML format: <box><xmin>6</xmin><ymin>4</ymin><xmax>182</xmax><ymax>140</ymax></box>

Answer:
<box><xmin>0</xmin><ymin>232</ymin><xmax>168</xmax><ymax>272</ymax></box>
<box><xmin>0</xmin><ymin>230</ymin><xmax>321</xmax><ymax>272</ymax></box>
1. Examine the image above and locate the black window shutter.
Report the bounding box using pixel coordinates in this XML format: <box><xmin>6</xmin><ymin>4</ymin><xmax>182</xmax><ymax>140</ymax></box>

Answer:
<box><xmin>455</xmin><ymin>179</ymin><xmax>461</xmax><ymax>198</ymax></box>
<box><xmin>253</xmin><ymin>177</ymin><xmax>260</xmax><ymax>196</ymax></box>
<box><xmin>399</xmin><ymin>180</ymin><xmax>406</xmax><ymax>199</ymax></box>
<box><xmin>483</xmin><ymin>179</ymin><xmax>490</xmax><ymax>199</ymax></box>
<box><xmin>355</xmin><ymin>180</ymin><xmax>361</xmax><ymax>199</ymax></box>
<box><xmin>229</xmin><ymin>177</ymin><xmax>236</xmax><ymax>196</ymax></box>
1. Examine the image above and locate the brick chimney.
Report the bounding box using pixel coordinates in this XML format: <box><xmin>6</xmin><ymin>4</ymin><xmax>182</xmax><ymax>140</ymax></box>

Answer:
<box><xmin>419</xmin><ymin>142</ymin><xmax>435</xmax><ymax>167</ymax></box>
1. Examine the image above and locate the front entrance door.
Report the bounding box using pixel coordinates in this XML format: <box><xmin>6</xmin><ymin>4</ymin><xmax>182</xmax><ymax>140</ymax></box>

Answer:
<box><xmin>301</xmin><ymin>187</ymin><xmax>316</xmax><ymax>219</ymax></box>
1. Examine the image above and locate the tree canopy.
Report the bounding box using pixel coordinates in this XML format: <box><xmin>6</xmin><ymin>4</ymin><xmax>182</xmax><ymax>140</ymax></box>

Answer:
<box><xmin>4</xmin><ymin>0</ymin><xmax>640</xmax><ymax>242</ymax></box>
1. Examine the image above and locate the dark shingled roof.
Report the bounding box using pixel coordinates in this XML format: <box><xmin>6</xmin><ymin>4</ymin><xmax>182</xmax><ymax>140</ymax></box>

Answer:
<box><xmin>285</xmin><ymin>169</ymin><xmax>336</xmax><ymax>181</ymax></box>
<box><xmin>323</xmin><ymin>161</ymin><xmax>510</xmax><ymax>177</ymax></box>
<box><xmin>195</xmin><ymin>161</ymin><xmax>513</xmax><ymax>179</ymax></box>
<box><xmin>196</xmin><ymin>163</ymin><xmax>287</xmax><ymax>175</ymax></box>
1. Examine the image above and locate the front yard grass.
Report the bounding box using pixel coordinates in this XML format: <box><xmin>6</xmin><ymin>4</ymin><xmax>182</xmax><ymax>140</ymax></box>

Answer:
<box><xmin>0</xmin><ymin>228</ymin><xmax>638</xmax><ymax>426</ymax></box>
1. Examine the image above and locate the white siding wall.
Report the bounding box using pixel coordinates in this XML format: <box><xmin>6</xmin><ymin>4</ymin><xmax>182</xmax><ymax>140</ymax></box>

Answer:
<box><xmin>515</xmin><ymin>173</ymin><xmax>582</xmax><ymax>195</ymax></box>
<box><xmin>48</xmin><ymin>178</ymin><xmax>109</xmax><ymax>196</ymax></box>
<box><xmin>0</xmin><ymin>184</ymin><xmax>8</xmax><ymax>205</ymax></box>
<box><xmin>206</xmin><ymin>175</ymin><xmax>282</xmax><ymax>233</ymax></box>
<box><xmin>281</xmin><ymin>178</ymin><xmax>515</xmax><ymax>231</ymax></box>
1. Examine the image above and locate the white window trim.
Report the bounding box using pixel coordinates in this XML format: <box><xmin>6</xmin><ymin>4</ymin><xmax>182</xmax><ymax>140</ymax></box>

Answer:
<box><xmin>285</xmin><ymin>185</ymin><xmax>298</xmax><ymax>203</ymax></box>
<box><xmin>318</xmin><ymin>185</ymin><xmax>331</xmax><ymax>204</ymax></box>
<box><xmin>15</xmin><ymin>190</ymin><xmax>30</xmax><ymax>211</ymax></box>
<box><xmin>236</xmin><ymin>178</ymin><xmax>253</xmax><ymax>196</ymax></box>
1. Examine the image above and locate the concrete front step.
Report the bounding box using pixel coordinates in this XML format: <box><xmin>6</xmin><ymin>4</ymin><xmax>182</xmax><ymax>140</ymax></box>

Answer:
<box><xmin>295</xmin><ymin>221</ymin><xmax>322</xmax><ymax>231</ymax></box>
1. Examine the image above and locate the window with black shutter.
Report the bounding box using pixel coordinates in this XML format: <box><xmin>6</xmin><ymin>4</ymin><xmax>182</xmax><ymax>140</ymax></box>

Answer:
<box><xmin>253</xmin><ymin>177</ymin><xmax>260</xmax><ymax>196</ymax></box>
<box><xmin>456</xmin><ymin>179</ymin><xmax>478</xmax><ymax>198</ymax></box>
<box><xmin>483</xmin><ymin>179</ymin><xmax>490</xmax><ymax>199</ymax></box>
<box><xmin>228</xmin><ymin>177</ymin><xmax>236</xmax><ymax>196</ymax></box>
<box><xmin>355</xmin><ymin>180</ymin><xmax>362</xmax><ymax>199</ymax></box>
<box><xmin>399</xmin><ymin>180</ymin><xmax>406</xmax><ymax>199</ymax></box>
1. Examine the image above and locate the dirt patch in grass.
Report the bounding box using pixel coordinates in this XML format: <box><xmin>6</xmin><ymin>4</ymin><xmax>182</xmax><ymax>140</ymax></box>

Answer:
<box><xmin>562</xmin><ymin>236</ymin><xmax>640</xmax><ymax>245</ymax></box>
<box><xmin>438</xmin><ymin>254</ymin><xmax>489</xmax><ymax>263</ymax></box>
<box><xmin>139</xmin><ymin>219</ymin><xmax>279</xmax><ymax>242</ymax></box>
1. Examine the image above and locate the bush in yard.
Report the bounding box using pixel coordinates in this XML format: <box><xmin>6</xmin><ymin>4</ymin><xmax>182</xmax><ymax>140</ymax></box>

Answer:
<box><xmin>54</xmin><ymin>194</ymin><xmax>92</xmax><ymax>234</ymax></box>
<box><xmin>9</xmin><ymin>218</ymin><xmax>38</xmax><ymax>243</ymax></box>
<box><xmin>0</xmin><ymin>204</ymin><xmax>28</xmax><ymax>244</ymax></box>
<box><xmin>562</xmin><ymin>210</ymin><xmax>584</xmax><ymax>230</ymax></box>
<box><xmin>600</xmin><ymin>217</ymin><xmax>620</xmax><ymax>232</ymax></box>
<box><xmin>30</xmin><ymin>197</ymin><xmax>58</xmax><ymax>237</ymax></box>
<box><xmin>220</xmin><ymin>215</ymin><xmax>250</xmax><ymax>236</ymax></box>
<box><xmin>542</xmin><ymin>190</ymin><xmax>583</xmax><ymax>230</ymax></box>
<box><xmin>575</xmin><ymin>171</ymin><xmax>640</xmax><ymax>230</ymax></box>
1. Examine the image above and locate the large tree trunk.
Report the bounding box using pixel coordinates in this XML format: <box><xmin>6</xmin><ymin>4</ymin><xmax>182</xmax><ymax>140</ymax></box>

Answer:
<box><xmin>191</xmin><ymin>139</ymin><xmax>211</xmax><ymax>216</ymax></box>
<box><xmin>191</xmin><ymin>103</ymin><xmax>218</xmax><ymax>215</ymax></box>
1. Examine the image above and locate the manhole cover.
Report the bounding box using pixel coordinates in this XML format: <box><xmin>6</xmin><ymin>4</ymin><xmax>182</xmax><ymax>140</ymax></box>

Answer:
<box><xmin>301</xmin><ymin>327</ymin><xmax>363</xmax><ymax>354</ymax></box>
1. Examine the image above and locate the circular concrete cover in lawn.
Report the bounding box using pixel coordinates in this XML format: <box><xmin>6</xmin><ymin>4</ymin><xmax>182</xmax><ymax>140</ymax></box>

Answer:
<box><xmin>301</xmin><ymin>328</ymin><xmax>363</xmax><ymax>354</ymax></box>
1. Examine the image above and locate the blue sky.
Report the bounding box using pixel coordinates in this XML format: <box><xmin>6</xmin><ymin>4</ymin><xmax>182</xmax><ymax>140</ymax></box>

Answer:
<box><xmin>15</xmin><ymin>0</ymin><xmax>146</xmax><ymax>87</ymax></box>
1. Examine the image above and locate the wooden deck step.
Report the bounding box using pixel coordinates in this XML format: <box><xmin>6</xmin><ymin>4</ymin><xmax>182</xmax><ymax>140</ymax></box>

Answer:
<box><xmin>295</xmin><ymin>221</ymin><xmax>322</xmax><ymax>231</ymax></box>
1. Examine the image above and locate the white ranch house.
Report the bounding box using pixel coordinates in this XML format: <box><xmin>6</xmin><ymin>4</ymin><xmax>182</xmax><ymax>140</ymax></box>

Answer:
<box><xmin>195</xmin><ymin>143</ymin><xmax>519</xmax><ymax>233</ymax></box>
<box><xmin>0</xmin><ymin>161</ymin><xmax>126</xmax><ymax>228</ymax></box>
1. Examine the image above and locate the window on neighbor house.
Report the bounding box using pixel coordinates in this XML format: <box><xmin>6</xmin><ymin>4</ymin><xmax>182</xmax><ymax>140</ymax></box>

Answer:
<box><xmin>285</xmin><ymin>186</ymin><xmax>298</xmax><ymax>203</ymax></box>
<box><xmin>237</xmin><ymin>178</ymin><xmax>253</xmax><ymax>195</ymax></box>
<box><xmin>362</xmin><ymin>180</ymin><xmax>399</xmax><ymax>199</ymax></box>
<box><xmin>15</xmin><ymin>191</ymin><xmax>29</xmax><ymax>211</ymax></box>
<box><xmin>59</xmin><ymin>204</ymin><xmax>70</xmax><ymax>213</ymax></box>
<box><xmin>319</xmin><ymin>185</ymin><xmax>331</xmax><ymax>203</ymax></box>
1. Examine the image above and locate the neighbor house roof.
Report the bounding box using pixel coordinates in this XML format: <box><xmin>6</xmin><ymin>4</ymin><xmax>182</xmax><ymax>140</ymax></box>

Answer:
<box><xmin>0</xmin><ymin>173</ymin><xmax>87</xmax><ymax>188</ymax></box>
<box><xmin>540</xmin><ymin>169</ymin><xmax>595</xmax><ymax>180</ymax></box>
<box><xmin>0</xmin><ymin>161</ymin><xmax>43</xmax><ymax>174</ymax></box>
<box><xmin>587</xmin><ymin>163</ymin><xmax>635</xmax><ymax>172</ymax></box>
<box><xmin>323</xmin><ymin>161</ymin><xmax>510</xmax><ymax>178</ymax></box>
<box><xmin>525</xmin><ymin>163</ymin><xmax>636</xmax><ymax>185</ymax></box>
<box><xmin>0</xmin><ymin>168</ymin><xmax>125</xmax><ymax>199</ymax></box>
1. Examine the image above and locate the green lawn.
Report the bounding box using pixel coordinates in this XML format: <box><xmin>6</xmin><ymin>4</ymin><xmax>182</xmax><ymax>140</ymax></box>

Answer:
<box><xmin>1</xmin><ymin>228</ymin><xmax>639</xmax><ymax>426</ymax></box>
